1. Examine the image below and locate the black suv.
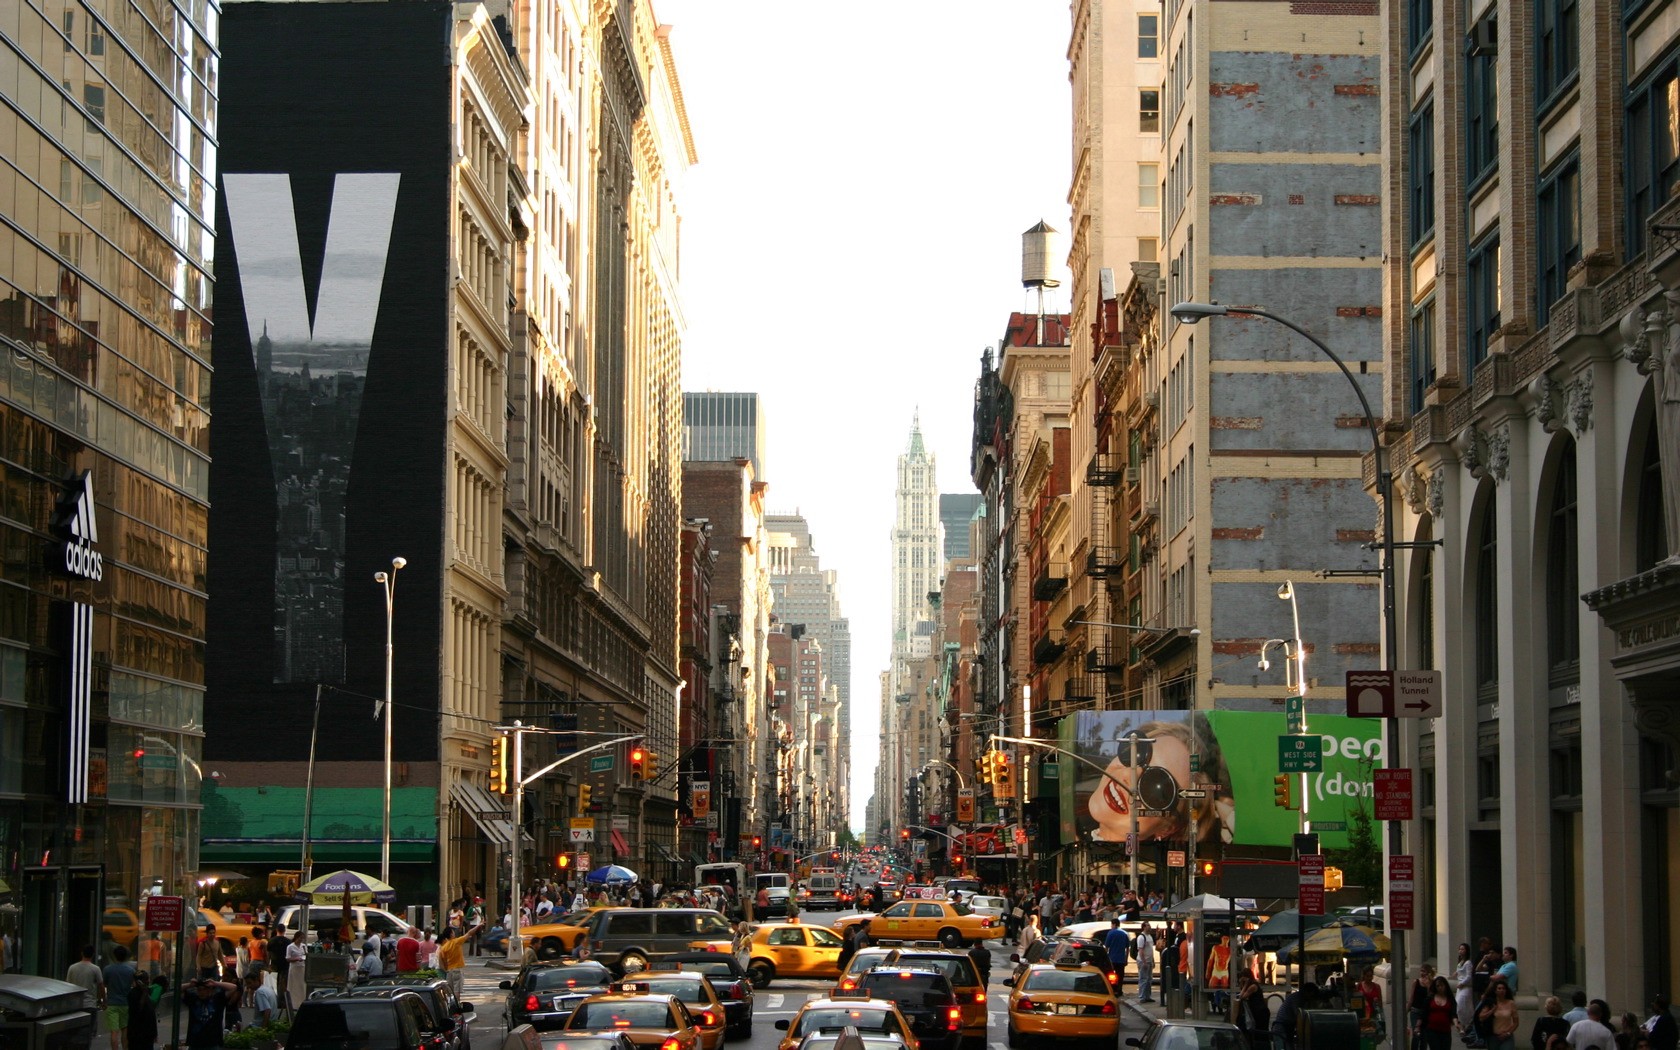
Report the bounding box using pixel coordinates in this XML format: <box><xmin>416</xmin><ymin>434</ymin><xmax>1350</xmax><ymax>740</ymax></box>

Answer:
<box><xmin>361</xmin><ymin>976</ymin><xmax>477</xmax><ymax>1050</ymax></box>
<box><xmin>288</xmin><ymin>990</ymin><xmax>448</xmax><ymax>1050</ymax></box>
<box><xmin>498</xmin><ymin>960</ymin><xmax>614</xmax><ymax>1030</ymax></box>
<box><xmin>852</xmin><ymin>966</ymin><xmax>962</xmax><ymax>1050</ymax></box>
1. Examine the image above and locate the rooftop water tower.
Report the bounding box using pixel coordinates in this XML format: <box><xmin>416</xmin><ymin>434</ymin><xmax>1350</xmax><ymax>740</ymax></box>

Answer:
<box><xmin>1022</xmin><ymin>221</ymin><xmax>1060</xmax><ymax>344</ymax></box>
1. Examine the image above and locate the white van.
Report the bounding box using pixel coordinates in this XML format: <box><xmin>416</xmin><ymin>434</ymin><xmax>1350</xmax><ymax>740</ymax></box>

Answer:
<box><xmin>803</xmin><ymin>873</ymin><xmax>841</xmax><ymax>910</ymax></box>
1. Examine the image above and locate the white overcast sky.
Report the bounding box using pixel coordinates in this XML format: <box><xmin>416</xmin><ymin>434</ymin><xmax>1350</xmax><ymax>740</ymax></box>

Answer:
<box><xmin>658</xmin><ymin>1</ymin><xmax>1073</xmax><ymax>829</ymax></box>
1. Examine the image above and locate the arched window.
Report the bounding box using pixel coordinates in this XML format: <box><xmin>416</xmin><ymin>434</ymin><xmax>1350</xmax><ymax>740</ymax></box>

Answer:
<box><xmin>1636</xmin><ymin>421</ymin><xmax>1667</xmax><ymax>572</ymax></box>
<box><xmin>1546</xmin><ymin>440</ymin><xmax>1580</xmax><ymax>681</ymax></box>
<box><xmin>1474</xmin><ymin>496</ymin><xmax>1499</xmax><ymax>697</ymax></box>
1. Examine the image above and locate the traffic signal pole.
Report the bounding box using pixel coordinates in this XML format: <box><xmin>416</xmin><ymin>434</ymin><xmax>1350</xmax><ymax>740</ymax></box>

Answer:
<box><xmin>494</xmin><ymin>726</ymin><xmax>645</xmax><ymax>965</ymax></box>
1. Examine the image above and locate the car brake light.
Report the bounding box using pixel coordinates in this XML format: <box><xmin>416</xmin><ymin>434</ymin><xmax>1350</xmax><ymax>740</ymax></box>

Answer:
<box><xmin>1107</xmin><ymin>971</ymin><xmax>1119</xmax><ymax>984</ymax></box>
<box><xmin>1016</xmin><ymin>998</ymin><xmax>1034</xmax><ymax>1012</ymax></box>
<box><xmin>704</xmin><ymin>945</ymin><xmax>719</xmax><ymax>952</ymax></box>
<box><xmin>947</xmin><ymin>1007</ymin><xmax>961</xmax><ymax>1030</ymax></box>
<box><xmin>840</xmin><ymin>978</ymin><xmax>858</xmax><ymax>991</ymax></box>
<box><xmin>974</xmin><ymin>992</ymin><xmax>986</xmax><ymax>1004</ymax></box>
<box><xmin>702</xmin><ymin>1011</ymin><xmax>717</xmax><ymax>1026</ymax></box>
<box><xmin>524</xmin><ymin>995</ymin><xmax>539</xmax><ymax>1012</ymax></box>
<box><xmin>1101</xmin><ymin>1001</ymin><xmax>1117</xmax><ymax>1015</ymax></box>
<box><xmin>659</xmin><ymin>1039</ymin><xmax>681</xmax><ymax>1050</ymax></box>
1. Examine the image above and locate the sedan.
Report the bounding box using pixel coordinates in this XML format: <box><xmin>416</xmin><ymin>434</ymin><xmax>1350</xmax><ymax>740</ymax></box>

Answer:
<box><xmin>650</xmin><ymin>953</ymin><xmax>753</xmax><ymax>1036</ymax></box>
<box><xmin>500</xmin><ymin>961</ymin><xmax>615</xmax><ymax>1030</ymax></box>
<box><xmin>745</xmin><ymin>923</ymin><xmax>847</xmax><ymax>987</ymax></box>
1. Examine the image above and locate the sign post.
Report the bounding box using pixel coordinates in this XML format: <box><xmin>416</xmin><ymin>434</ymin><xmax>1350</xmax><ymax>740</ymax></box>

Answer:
<box><xmin>145</xmin><ymin>896</ymin><xmax>185</xmax><ymax>1049</ymax></box>
<box><xmin>1389</xmin><ymin>855</ymin><xmax>1415</xmax><ymax>930</ymax></box>
<box><xmin>1299</xmin><ymin>854</ymin><xmax>1326</xmax><ymax>915</ymax></box>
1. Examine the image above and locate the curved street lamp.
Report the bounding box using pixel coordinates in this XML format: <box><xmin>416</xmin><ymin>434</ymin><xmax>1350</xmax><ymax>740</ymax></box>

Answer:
<box><xmin>374</xmin><ymin>556</ymin><xmax>407</xmax><ymax>885</ymax></box>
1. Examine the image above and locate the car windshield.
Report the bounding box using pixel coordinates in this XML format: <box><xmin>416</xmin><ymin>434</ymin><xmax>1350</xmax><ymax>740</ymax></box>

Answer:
<box><xmin>890</xmin><ymin>957</ymin><xmax>971</xmax><ymax>986</ymax></box>
<box><xmin>531</xmin><ymin>965</ymin><xmax>612</xmax><ymax>991</ymax></box>
<box><xmin>553</xmin><ymin>910</ymin><xmax>596</xmax><ymax>927</ymax></box>
<box><xmin>797</xmin><ymin>1009</ymin><xmax>898</xmax><ymax>1036</ymax></box>
<box><xmin>845</xmin><ymin>952</ymin><xmax>894</xmax><ymax>977</ymax></box>
<box><xmin>569</xmin><ymin>1002</ymin><xmax>675</xmax><ymax>1029</ymax></box>
<box><xmin>638</xmin><ymin>978</ymin><xmax>707</xmax><ymax>1004</ymax></box>
<box><xmin>946</xmin><ymin>902</ymin><xmax>973</xmax><ymax>917</ymax></box>
<box><xmin>1023</xmin><ymin>971</ymin><xmax>1111</xmax><ymax>995</ymax></box>
<box><xmin>289</xmin><ymin>1002</ymin><xmax>403</xmax><ymax>1049</ymax></box>
<box><xmin>858</xmin><ymin>974</ymin><xmax>950</xmax><ymax>1005</ymax></box>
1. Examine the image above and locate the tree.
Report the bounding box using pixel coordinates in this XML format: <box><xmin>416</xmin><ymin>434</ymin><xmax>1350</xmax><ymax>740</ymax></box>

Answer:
<box><xmin>1340</xmin><ymin>802</ymin><xmax>1381</xmax><ymax>908</ymax></box>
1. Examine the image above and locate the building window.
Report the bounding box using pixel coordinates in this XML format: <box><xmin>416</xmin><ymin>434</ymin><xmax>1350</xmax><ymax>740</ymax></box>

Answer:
<box><xmin>1637</xmin><ymin>421</ymin><xmax>1668</xmax><ymax>571</ymax></box>
<box><xmin>1547</xmin><ymin>440</ymin><xmax>1580</xmax><ymax>681</ymax></box>
<box><xmin>1418</xmin><ymin>521</ymin><xmax>1436</xmax><ymax>671</ymax></box>
<box><xmin>1475</xmin><ymin>496</ymin><xmax>1499</xmax><ymax>697</ymax></box>
<box><xmin>1465</xmin><ymin>44</ymin><xmax>1499</xmax><ymax>187</ymax></box>
<box><xmin>1407</xmin><ymin>0</ymin><xmax>1435</xmax><ymax>57</ymax></box>
<box><xmin>1536</xmin><ymin>154</ymin><xmax>1581</xmax><ymax>327</ymax></box>
<box><xmin>1139</xmin><ymin>164</ymin><xmax>1159</xmax><ymax>208</ymax></box>
<box><xmin>1625</xmin><ymin>54</ymin><xmax>1680</xmax><ymax>257</ymax></box>
<box><xmin>1139</xmin><ymin>14</ymin><xmax>1159</xmax><ymax>58</ymax></box>
<box><xmin>1409</xmin><ymin>101</ymin><xmax>1436</xmax><ymax>247</ymax></box>
<box><xmin>1536</xmin><ymin>0</ymin><xmax>1579</xmax><ymax>108</ymax></box>
<box><xmin>1141</xmin><ymin>89</ymin><xmax>1160</xmax><ymax>133</ymax></box>
<box><xmin>1466</xmin><ymin>234</ymin><xmax>1501</xmax><ymax>375</ymax></box>
<box><xmin>1138</xmin><ymin>237</ymin><xmax>1158</xmax><ymax>261</ymax></box>
<box><xmin>1408</xmin><ymin>296</ymin><xmax>1437</xmax><ymax>414</ymax></box>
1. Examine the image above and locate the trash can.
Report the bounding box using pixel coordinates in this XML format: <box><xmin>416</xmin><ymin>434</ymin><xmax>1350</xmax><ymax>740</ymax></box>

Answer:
<box><xmin>0</xmin><ymin>975</ymin><xmax>96</xmax><ymax>1050</ymax></box>
<box><xmin>1301</xmin><ymin>1009</ymin><xmax>1362</xmax><ymax>1050</ymax></box>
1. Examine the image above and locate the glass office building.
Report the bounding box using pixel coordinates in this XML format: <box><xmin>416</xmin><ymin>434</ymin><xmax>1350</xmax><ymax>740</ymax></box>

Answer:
<box><xmin>683</xmin><ymin>392</ymin><xmax>767</xmax><ymax>478</ymax></box>
<box><xmin>0</xmin><ymin>0</ymin><xmax>216</xmax><ymax>976</ymax></box>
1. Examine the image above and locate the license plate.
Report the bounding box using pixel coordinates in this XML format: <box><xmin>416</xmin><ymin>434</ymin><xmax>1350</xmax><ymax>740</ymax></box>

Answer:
<box><xmin>553</xmin><ymin>999</ymin><xmax>567</xmax><ymax>1010</ymax></box>
<box><xmin>1057</xmin><ymin>1005</ymin><xmax>1078</xmax><ymax>1015</ymax></box>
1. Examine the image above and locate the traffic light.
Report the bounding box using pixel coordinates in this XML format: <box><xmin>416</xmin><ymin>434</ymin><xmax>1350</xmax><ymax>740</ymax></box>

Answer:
<box><xmin>490</xmin><ymin>735</ymin><xmax>509</xmax><ymax>794</ymax></box>
<box><xmin>900</xmin><ymin>828</ymin><xmax>910</xmax><ymax>840</ymax></box>
<box><xmin>979</xmin><ymin>753</ymin><xmax>994</xmax><ymax>785</ymax></box>
<box><xmin>1198</xmin><ymin>859</ymin><xmax>1219</xmax><ymax>878</ymax></box>
<box><xmin>1324</xmin><ymin>866</ymin><xmax>1344</xmax><ymax>890</ymax></box>
<box><xmin>1273</xmin><ymin>774</ymin><xmax>1294</xmax><ymax>810</ymax></box>
<box><xmin>630</xmin><ymin>747</ymin><xmax>646</xmax><ymax>780</ymax></box>
<box><xmin>645</xmin><ymin>751</ymin><xmax>659</xmax><ymax>780</ymax></box>
<box><xmin>577</xmin><ymin>783</ymin><xmax>592</xmax><ymax>810</ymax></box>
<box><xmin>994</xmin><ymin>753</ymin><xmax>1014</xmax><ymax>797</ymax></box>
<box><xmin>556</xmin><ymin>853</ymin><xmax>571</xmax><ymax>870</ymax></box>
<box><xmin>751</xmin><ymin>835</ymin><xmax>762</xmax><ymax>849</ymax></box>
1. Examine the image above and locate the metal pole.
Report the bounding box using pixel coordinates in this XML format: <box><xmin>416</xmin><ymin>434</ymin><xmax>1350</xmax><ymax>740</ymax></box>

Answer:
<box><xmin>506</xmin><ymin>723</ymin><xmax>524</xmax><ymax>963</ymax></box>
<box><xmin>1128</xmin><ymin>734</ymin><xmax>1141</xmax><ymax>893</ymax></box>
<box><xmin>302</xmin><ymin>685</ymin><xmax>322</xmax><ymax>884</ymax></box>
<box><xmin>377</xmin><ymin>560</ymin><xmax>404</xmax><ymax>886</ymax></box>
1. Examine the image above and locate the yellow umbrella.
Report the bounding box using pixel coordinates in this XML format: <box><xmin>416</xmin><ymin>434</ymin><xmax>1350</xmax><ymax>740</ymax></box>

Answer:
<box><xmin>292</xmin><ymin>868</ymin><xmax>396</xmax><ymax>906</ymax></box>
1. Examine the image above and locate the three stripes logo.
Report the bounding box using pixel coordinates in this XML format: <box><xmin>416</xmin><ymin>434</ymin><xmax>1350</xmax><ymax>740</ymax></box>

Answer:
<box><xmin>53</xmin><ymin>470</ymin><xmax>103</xmax><ymax>581</ymax></box>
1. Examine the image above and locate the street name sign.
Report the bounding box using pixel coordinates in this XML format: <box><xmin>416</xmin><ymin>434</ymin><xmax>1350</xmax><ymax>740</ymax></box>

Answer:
<box><xmin>1374</xmin><ymin>769</ymin><xmax>1414</xmax><ymax>821</ymax></box>
<box><xmin>1279</xmin><ymin>735</ymin><xmax>1324</xmax><ymax>772</ymax></box>
<box><xmin>144</xmin><ymin>895</ymin><xmax>185</xmax><ymax>932</ymax></box>
<box><xmin>1345</xmin><ymin>670</ymin><xmax>1443</xmax><ymax>718</ymax></box>
<box><xmin>1177</xmin><ymin>788</ymin><xmax>1209</xmax><ymax>799</ymax></box>
<box><xmin>1389</xmin><ymin>855</ymin><xmax>1415</xmax><ymax>930</ymax></box>
<box><xmin>589</xmin><ymin>755</ymin><xmax>614</xmax><ymax>772</ymax></box>
<box><xmin>1285</xmin><ymin>695</ymin><xmax>1305</xmax><ymax>734</ymax></box>
<box><xmin>1299</xmin><ymin>854</ymin><xmax>1326</xmax><ymax>915</ymax></box>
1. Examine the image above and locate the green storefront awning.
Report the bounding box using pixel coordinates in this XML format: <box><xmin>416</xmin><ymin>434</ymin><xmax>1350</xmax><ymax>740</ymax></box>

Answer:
<box><xmin>200</xmin><ymin>784</ymin><xmax>437</xmax><ymax>865</ymax></box>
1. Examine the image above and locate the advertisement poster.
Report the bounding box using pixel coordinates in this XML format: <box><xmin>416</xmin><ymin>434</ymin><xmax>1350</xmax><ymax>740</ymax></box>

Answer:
<box><xmin>1058</xmin><ymin>710</ymin><xmax>1383</xmax><ymax>849</ymax></box>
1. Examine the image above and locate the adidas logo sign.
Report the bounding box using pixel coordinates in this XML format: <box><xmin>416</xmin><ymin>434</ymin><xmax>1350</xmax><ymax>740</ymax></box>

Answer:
<box><xmin>55</xmin><ymin>471</ymin><xmax>103</xmax><ymax>581</ymax></box>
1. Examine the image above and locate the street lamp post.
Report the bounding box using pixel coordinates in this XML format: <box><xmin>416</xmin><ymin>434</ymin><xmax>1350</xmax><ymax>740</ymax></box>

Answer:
<box><xmin>1172</xmin><ymin>301</ymin><xmax>1404</xmax><ymax>1046</ymax></box>
<box><xmin>374</xmin><ymin>556</ymin><xmax>407</xmax><ymax>887</ymax></box>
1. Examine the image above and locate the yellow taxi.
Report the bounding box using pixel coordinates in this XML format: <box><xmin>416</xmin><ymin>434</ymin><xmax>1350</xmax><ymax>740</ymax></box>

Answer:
<box><xmin>633</xmin><ymin>972</ymin><xmax>727</xmax><ymax>1050</ymax></box>
<box><xmin>103</xmin><ymin>908</ymin><xmax>140</xmax><ymax>947</ymax></box>
<box><xmin>745</xmin><ymin>922</ymin><xmax>848</xmax><ymax>987</ymax></box>
<box><xmin>865</xmin><ymin>899</ymin><xmax>1001</xmax><ymax>948</ymax></box>
<box><xmin>562</xmin><ymin>982</ymin><xmax>703</xmax><ymax>1050</ymax></box>
<box><xmin>525</xmin><ymin>906</ymin><xmax>619</xmax><ymax>960</ymax></box>
<box><xmin>1005</xmin><ymin>962</ymin><xmax>1119</xmax><ymax>1048</ymax></box>
<box><xmin>773</xmin><ymin>995</ymin><xmax>920</xmax><ymax>1050</ymax></box>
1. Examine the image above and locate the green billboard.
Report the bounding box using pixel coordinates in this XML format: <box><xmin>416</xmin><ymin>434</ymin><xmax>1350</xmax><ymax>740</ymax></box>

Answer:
<box><xmin>1057</xmin><ymin>709</ymin><xmax>1383</xmax><ymax>850</ymax></box>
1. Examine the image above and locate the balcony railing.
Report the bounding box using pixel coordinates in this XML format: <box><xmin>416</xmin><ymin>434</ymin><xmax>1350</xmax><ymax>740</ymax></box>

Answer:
<box><xmin>1085</xmin><ymin>644</ymin><xmax>1130</xmax><ymax>673</ymax></box>
<box><xmin>1086</xmin><ymin>546</ymin><xmax>1126</xmax><ymax>579</ymax></box>
<box><xmin>1032</xmin><ymin>561</ymin><xmax>1069</xmax><ymax>601</ymax></box>
<box><xmin>1086</xmin><ymin>453</ymin><xmax>1124</xmax><ymax>487</ymax></box>
<box><xmin>1033</xmin><ymin>628</ymin><xmax>1067</xmax><ymax>667</ymax></box>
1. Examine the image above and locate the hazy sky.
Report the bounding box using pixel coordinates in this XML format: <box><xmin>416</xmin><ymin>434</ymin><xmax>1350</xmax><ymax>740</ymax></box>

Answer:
<box><xmin>657</xmin><ymin>1</ymin><xmax>1073</xmax><ymax>828</ymax></box>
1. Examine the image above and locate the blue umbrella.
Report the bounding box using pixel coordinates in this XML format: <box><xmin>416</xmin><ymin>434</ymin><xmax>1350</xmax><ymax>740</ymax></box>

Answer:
<box><xmin>585</xmin><ymin>864</ymin><xmax>639</xmax><ymax>885</ymax></box>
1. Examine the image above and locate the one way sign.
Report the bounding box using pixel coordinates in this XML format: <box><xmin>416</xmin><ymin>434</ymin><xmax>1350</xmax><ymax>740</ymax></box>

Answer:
<box><xmin>1345</xmin><ymin>669</ymin><xmax>1442</xmax><ymax>718</ymax></box>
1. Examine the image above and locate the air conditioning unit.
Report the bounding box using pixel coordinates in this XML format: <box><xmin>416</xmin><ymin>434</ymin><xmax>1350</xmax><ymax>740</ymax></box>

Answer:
<box><xmin>1124</xmin><ymin>467</ymin><xmax>1141</xmax><ymax>485</ymax></box>
<box><xmin>1469</xmin><ymin>14</ymin><xmax>1497</xmax><ymax>55</ymax></box>
<box><xmin>1144</xmin><ymin>390</ymin><xmax>1160</xmax><ymax>408</ymax></box>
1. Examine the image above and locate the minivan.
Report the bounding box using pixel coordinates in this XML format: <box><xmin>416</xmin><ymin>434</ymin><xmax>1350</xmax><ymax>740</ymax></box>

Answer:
<box><xmin>803</xmin><ymin>875</ymin><xmax>841</xmax><ymax>911</ymax></box>
<box><xmin>579</xmin><ymin>908</ymin><xmax>734</xmax><ymax>973</ymax></box>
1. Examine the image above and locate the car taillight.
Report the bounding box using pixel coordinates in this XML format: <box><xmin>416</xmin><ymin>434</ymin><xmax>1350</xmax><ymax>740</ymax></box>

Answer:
<box><xmin>702</xmin><ymin>1011</ymin><xmax>718</xmax><ymax>1026</ymax></box>
<box><xmin>1016</xmin><ymin>997</ymin><xmax>1034</xmax><ymax>1012</ymax></box>
<box><xmin>524</xmin><ymin>995</ymin><xmax>539</xmax><ymax>1012</ymax></box>
<box><xmin>974</xmin><ymin>992</ymin><xmax>986</xmax><ymax>1004</ymax></box>
<box><xmin>1106</xmin><ymin>971</ymin><xmax>1119</xmax><ymax>984</ymax></box>
<box><xmin>840</xmin><ymin>978</ymin><xmax>858</xmax><ymax>991</ymax></box>
<box><xmin>1101</xmin><ymin>1001</ymin><xmax>1117</xmax><ymax>1016</ymax></box>
<box><xmin>659</xmin><ymin>1039</ymin><xmax>681</xmax><ymax>1050</ymax></box>
<box><xmin>703</xmin><ymin>945</ymin><xmax>719</xmax><ymax>952</ymax></box>
<box><xmin>947</xmin><ymin>1007</ymin><xmax>961</xmax><ymax>1030</ymax></box>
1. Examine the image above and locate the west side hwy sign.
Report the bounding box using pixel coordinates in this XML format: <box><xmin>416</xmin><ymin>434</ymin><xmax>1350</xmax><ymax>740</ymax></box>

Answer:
<box><xmin>1345</xmin><ymin>669</ymin><xmax>1442</xmax><ymax>718</ymax></box>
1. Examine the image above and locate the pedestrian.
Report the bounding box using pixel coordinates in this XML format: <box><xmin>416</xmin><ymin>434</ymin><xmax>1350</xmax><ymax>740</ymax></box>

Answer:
<box><xmin>1356</xmin><ymin>966</ymin><xmax>1385</xmax><ymax>1045</ymax></box>
<box><xmin>285</xmin><ymin>933</ymin><xmax>307</xmax><ymax>1012</ymax></box>
<box><xmin>103</xmin><ymin>945</ymin><xmax>138</xmax><ymax>1050</ymax></box>
<box><xmin>968</xmin><ymin>940</ymin><xmax>992</xmax><ymax>987</ymax></box>
<box><xmin>1477</xmin><ymin>981</ymin><xmax>1519</xmax><ymax>1050</ymax></box>
<box><xmin>1135</xmin><ymin>923</ymin><xmax>1157</xmax><ymax>1003</ymax></box>
<box><xmin>264</xmin><ymin>928</ymin><xmax>290</xmax><ymax>1010</ymax></box>
<box><xmin>1410</xmin><ymin>964</ymin><xmax>1437</xmax><ymax>1044</ymax></box>
<box><xmin>195</xmin><ymin>927</ymin><xmax>220</xmax><ymax>980</ymax></box>
<box><xmin>1234</xmin><ymin>973</ymin><xmax>1271</xmax><ymax>1047</ymax></box>
<box><xmin>356</xmin><ymin>941</ymin><xmax>381</xmax><ymax>982</ymax></box>
<box><xmin>1569</xmin><ymin>1002</ymin><xmax>1618</xmax><ymax>1050</ymax></box>
<box><xmin>1103</xmin><ymin>919</ymin><xmax>1131</xmax><ymax>988</ymax></box>
<box><xmin>235</xmin><ymin>938</ymin><xmax>250</xmax><ymax>980</ymax></box>
<box><xmin>1161</xmin><ymin>923</ymin><xmax>1183</xmax><ymax>995</ymax></box>
<box><xmin>127</xmin><ymin>972</ymin><xmax>158</xmax><ymax>1050</ymax></box>
<box><xmin>395</xmin><ymin>927</ymin><xmax>421</xmax><ymax>973</ymax></box>
<box><xmin>245</xmin><ymin>972</ymin><xmax>276</xmax><ymax>1028</ymax></box>
<box><xmin>1417</xmin><ymin>975</ymin><xmax>1456</xmax><ymax>1050</ymax></box>
<box><xmin>1272</xmin><ymin>982</ymin><xmax>1319</xmax><ymax>1050</ymax></box>
<box><xmin>1565</xmin><ymin>994</ymin><xmax>1592</xmax><ymax>1026</ymax></box>
<box><xmin>1645</xmin><ymin>995</ymin><xmax>1678</xmax><ymax>1050</ymax></box>
<box><xmin>1019</xmin><ymin>913</ymin><xmax>1042</xmax><ymax>955</ymax></box>
<box><xmin>1496</xmin><ymin>948</ymin><xmax>1519</xmax><ymax>992</ymax></box>
<box><xmin>184</xmin><ymin>978</ymin><xmax>236</xmax><ymax>1049</ymax></box>
<box><xmin>66</xmin><ymin>944</ymin><xmax>104</xmax><ymax>1027</ymax></box>
<box><xmin>1455</xmin><ymin>944</ymin><xmax>1478</xmax><ymax>1034</ymax></box>
<box><xmin>1533</xmin><ymin>998</ymin><xmax>1572</xmax><ymax>1050</ymax></box>
<box><xmin>438</xmin><ymin>923</ymin><xmax>478</xmax><ymax>1000</ymax></box>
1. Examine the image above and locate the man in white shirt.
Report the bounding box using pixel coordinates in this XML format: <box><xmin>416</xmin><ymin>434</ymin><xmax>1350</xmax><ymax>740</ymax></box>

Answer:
<box><xmin>1135</xmin><ymin>924</ymin><xmax>1158</xmax><ymax>1003</ymax></box>
<box><xmin>1567</xmin><ymin>1000</ymin><xmax>1617</xmax><ymax>1050</ymax></box>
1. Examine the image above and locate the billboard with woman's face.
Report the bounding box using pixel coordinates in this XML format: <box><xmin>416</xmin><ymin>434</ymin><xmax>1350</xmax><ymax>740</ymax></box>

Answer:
<box><xmin>1057</xmin><ymin>710</ymin><xmax>1384</xmax><ymax>849</ymax></box>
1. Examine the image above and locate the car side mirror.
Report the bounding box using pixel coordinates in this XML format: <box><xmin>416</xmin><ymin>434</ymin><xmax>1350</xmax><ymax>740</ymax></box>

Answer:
<box><xmin>1126</xmin><ymin>1039</ymin><xmax>1143</xmax><ymax>1047</ymax></box>
<box><xmin>775</xmin><ymin>1020</ymin><xmax>790</xmax><ymax>1031</ymax></box>
<box><xmin>459</xmin><ymin>1003</ymin><xmax>474</xmax><ymax>1013</ymax></box>
<box><xmin>498</xmin><ymin>981</ymin><xmax>512</xmax><ymax>990</ymax></box>
<box><xmin>1009</xmin><ymin>954</ymin><xmax>1020</xmax><ymax>963</ymax></box>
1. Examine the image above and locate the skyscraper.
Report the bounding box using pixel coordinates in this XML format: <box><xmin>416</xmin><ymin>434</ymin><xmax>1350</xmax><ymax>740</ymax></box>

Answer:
<box><xmin>939</xmin><ymin>493</ymin><xmax>982</xmax><ymax>562</ymax></box>
<box><xmin>683</xmin><ymin>392</ymin><xmax>767</xmax><ymax>479</ymax></box>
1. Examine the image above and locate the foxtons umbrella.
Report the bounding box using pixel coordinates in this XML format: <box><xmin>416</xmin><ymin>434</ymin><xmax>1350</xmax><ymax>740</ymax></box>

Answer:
<box><xmin>293</xmin><ymin>869</ymin><xmax>397</xmax><ymax>905</ymax></box>
<box><xmin>584</xmin><ymin>864</ymin><xmax>638</xmax><ymax>886</ymax></box>
<box><xmin>1275</xmin><ymin>920</ymin><xmax>1391</xmax><ymax>962</ymax></box>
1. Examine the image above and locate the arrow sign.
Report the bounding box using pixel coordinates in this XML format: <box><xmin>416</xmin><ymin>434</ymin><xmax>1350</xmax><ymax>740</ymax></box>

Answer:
<box><xmin>1279</xmin><ymin>735</ymin><xmax>1323</xmax><ymax>773</ymax></box>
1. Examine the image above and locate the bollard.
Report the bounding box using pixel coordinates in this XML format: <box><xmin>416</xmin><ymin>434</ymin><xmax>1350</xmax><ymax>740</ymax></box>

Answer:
<box><xmin>1166</xmin><ymin>986</ymin><xmax>1186</xmax><ymax>1019</ymax></box>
